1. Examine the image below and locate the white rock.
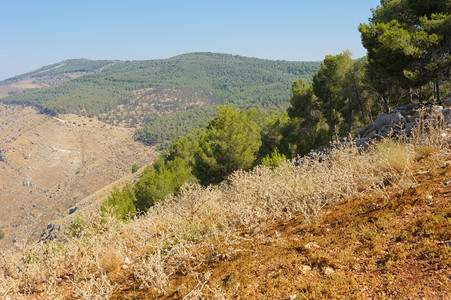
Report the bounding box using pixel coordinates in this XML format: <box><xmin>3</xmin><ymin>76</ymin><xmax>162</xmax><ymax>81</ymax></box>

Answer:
<box><xmin>324</xmin><ymin>267</ymin><xmax>335</xmax><ymax>275</ymax></box>
<box><xmin>300</xmin><ymin>265</ymin><xmax>312</xmax><ymax>272</ymax></box>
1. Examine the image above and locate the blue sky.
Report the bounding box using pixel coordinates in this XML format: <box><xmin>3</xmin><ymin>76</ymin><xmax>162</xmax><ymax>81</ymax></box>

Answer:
<box><xmin>0</xmin><ymin>0</ymin><xmax>380</xmax><ymax>81</ymax></box>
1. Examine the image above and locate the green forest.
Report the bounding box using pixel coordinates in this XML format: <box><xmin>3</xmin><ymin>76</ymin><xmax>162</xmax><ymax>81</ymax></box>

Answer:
<box><xmin>133</xmin><ymin>106</ymin><xmax>218</xmax><ymax>148</ymax></box>
<box><xmin>0</xmin><ymin>53</ymin><xmax>321</xmax><ymax>145</ymax></box>
<box><xmin>101</xmin><ymin>0</ymin><xmax>450</xmax><ymax>220</ymax></box>
<box><xmin>0</xmin><ymin>53</ymin><xmax>320</xmax><ymax>116</ymax></box>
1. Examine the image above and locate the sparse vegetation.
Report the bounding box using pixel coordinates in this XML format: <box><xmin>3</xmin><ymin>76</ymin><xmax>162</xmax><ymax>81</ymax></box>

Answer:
<box><xmin>0</xmin><ymin>230</ymin><xmax>4</xmax><ymax>239</ymax></box>
<box><xmin>374</xmin><ymin>139</ymin><xmax>414</xmax><ymax>175</ymax></box>
<box><xmin>0</xmin><ymin>108</ymin><xmax>448</xmax><ymax>298</ymax></box>
<box><xmin>260</xmin><ymin>149</ymin><xmax>287</xmax><ymax>167</ymax></box>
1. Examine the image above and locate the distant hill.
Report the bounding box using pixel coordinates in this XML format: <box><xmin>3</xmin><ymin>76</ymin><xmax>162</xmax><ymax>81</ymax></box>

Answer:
<box><xmin>0</xmin><ymin>53</ymin><xmax>319</xmax><ymax>116</ymax></box>
<box><xmin>0</xmin><ymin>59</ymin><xmax>117</xmax><ymax>86</ymax></box>
<box><xmin>0</xmin><ymin>53</ymin><xmax>320</xmax><ymax>145</ymax></box>
<box><xmin>0</xmin><ymin>59</ymin><xmax>119</xmax><ymax>98</ymax></box>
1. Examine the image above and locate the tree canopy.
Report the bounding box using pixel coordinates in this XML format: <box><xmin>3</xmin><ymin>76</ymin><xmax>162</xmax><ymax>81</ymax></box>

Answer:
<box><xmin>194</xmin><ymin>105</ymin><xmax>262</xmax><ymax>185</ymax></box>
<box><xmin>359</xmin><ymin>0</ymin><xmax>450</xmax><ymax>100</ymax></box>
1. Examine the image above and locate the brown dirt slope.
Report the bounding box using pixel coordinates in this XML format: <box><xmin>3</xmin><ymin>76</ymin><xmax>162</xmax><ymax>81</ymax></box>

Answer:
<box><xmin>111</xmin><ymin>155</ymin><xmax>451</xmax><ymax>299</ymax></box>
<box><xmin>0</xmin><ymin>103</ymin><xmax>157</xmax><ymax>248</ymax></box>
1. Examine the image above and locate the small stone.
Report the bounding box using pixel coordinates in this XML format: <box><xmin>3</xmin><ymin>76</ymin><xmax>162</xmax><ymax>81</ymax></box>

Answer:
<box><xmin>300</xmin><ymin>265</ymin><xmax>311</xmax><ymax>272</ymax></box>
<box><xmin>324</xmin><ymin>267</ymin><xmax>335</xmax><ymax>275</ymax></box>
<box><xmin>124</xmin><ymin>257</ymin><xmax>131</xmax><ymax>264</ymax></box>
<box><xmin>356</xmin><ymin>138</ymin><xmax>369</xmax><ymax>147</ymax></box>
<box><xmin>367</xmin><ymin>130</ymin><xmax>377</xmax><ymax>139</ymax></box>
<box><xmin>305</xmin><ymin>242</ymin><xmax>320</xmax><ymax>249</ymax></box>
<box><xmin>68</xmin><ymin>206</ymin><xmax>78</xmax><ymax>214</ymax></box>
<box><xmin>218</xmin><ymin>252</ymin><xmax>232</xmax><ymax>261</ymax></box>
<box><xmin>379</xmin><ymin>125</ymin><xmax>393</xmax><ymax>137</ymax></box>
<box><xmin>424</xmin><ymin>194</ymin><xmax>433</xmax><ymax>200</ymax></box>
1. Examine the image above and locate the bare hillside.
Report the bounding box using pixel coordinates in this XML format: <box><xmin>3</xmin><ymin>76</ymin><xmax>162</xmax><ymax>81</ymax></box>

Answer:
<box><xmin>0</xmin><ymin>103</ymin><xmax>157</xmax><ymax>248</ymax></box>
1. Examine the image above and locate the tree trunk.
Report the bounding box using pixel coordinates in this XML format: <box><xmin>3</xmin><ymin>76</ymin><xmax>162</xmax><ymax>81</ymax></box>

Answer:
<box><xmin>350</xmin><ymin>70</ymin><xmax>366</xmax><ymax>122</ymax></box>
<box><xmin>334</xmin><ymin>121</ymin><xmax>339</xmax><ymax>142</ymax></box>
<box><xmin>382</xmin><ymin>95</ymin><xmax>390</xmax><ymax>113</ymax></box>
<box><xmin>434</xmin><ymin>81</ymin><xmax>440</xmax><ymax>102</ymax></box>
<box><xmin>328</xmin><ymin>96</ymin><xmax>334</xmax><ymax>142</ymax></box>
<box><xmin>348</xmin><ymin>108</ymin><xmax>353</xmax><ymax>134</ymax></box>
<box><xmin>329</xmin><ymin>118</ymin><xmax>333</xmax><ymax>143</ymax></box>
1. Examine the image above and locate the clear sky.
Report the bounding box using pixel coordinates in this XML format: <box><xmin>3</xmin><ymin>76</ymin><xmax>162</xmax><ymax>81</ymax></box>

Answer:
<box><xmin>0</xmin><ymin>0</ymin><xmax>381</xmax><ymax>81</ymax></box>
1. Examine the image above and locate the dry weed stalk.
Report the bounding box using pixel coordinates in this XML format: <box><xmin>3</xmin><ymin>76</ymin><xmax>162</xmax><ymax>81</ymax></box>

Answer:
<box><xmin>411</xmin><ymin>106</ymin><xmax>448</xmax><ymax>148</ymax></box>
<box><xmin>0</xmin><ymin>108</ymin><xmax>449</xmax><ymax>299</ymax></box>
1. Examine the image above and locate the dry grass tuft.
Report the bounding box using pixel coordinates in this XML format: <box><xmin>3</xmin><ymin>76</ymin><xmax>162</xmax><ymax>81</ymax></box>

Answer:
<box><xmin>98</xmin><ymin>251</ymin><xmax>122</xmax><ymax>275</ymax></box>
<box><xmin>414</xmin><ymin>145</ymin><xmax>439</xmax><ymax>161</ymax></box>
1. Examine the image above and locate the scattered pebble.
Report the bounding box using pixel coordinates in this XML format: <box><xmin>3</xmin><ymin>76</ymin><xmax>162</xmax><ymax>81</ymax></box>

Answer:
<box><xmin>305</xmin><ymin>242</ymin><xmax>320</xmax><ymax>249</ymax></box>
<box><xmin>299</xmin><ymin>265</ymin><xmax>312</xmax><ymax>273</ymax></box>
<box><xmin>324</xmin><ymin>267</ymin><xmax>335</xmax><ymax>275</ymax></box>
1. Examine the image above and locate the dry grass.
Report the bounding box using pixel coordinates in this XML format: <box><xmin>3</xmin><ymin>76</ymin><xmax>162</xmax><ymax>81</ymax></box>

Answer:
<box><xmin>374</xmin><ymin>139</ymin><xmax>414</xmax><ymax>174</ymax></box>
<box><xmin>0</xmin><ymin>108</ymin><xmax>449</xmax><ymax>299</ymax></box>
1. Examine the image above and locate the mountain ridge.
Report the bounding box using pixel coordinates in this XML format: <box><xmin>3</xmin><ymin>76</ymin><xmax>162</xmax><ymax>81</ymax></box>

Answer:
<box><xmin>0</xmin><ymin>52</ymin><xmax>321</xmax><ymax>118</ymax></box>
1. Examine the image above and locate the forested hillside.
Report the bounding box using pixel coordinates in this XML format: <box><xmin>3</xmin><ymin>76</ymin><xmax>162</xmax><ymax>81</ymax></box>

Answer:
<box><xmin>0</xmin><ymin>53</ymin><xmax>320</xmax><ymax>116</ymax></box>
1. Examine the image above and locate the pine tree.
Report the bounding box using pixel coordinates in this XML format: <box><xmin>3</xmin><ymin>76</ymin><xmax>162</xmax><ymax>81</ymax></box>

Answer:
<box><xmin>194</xmin><ymin>105</ymin><xmax>262</xmax><ymax>185</ymax></box>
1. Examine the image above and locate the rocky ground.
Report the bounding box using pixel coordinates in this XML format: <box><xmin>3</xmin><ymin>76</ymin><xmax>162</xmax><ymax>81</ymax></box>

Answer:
<box><xmin>0</xmin><ymin>103</ymin><xmax>158</xmax><ymax>248</ymax></box>
<box><xmin>355</xmin><ymin>95</ymin><xmax>451</xmax><ymax>143</ymax></box>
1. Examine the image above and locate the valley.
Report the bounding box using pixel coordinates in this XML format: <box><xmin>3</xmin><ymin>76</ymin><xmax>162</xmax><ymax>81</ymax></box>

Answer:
<box><xmin>0</xmin><ymin>103</ymin><xmax>158</xmax><ymax>248</ymax></box>
<box><xmin>0</xmin><ymin>53</ymin><xmax>321</xmax><ymax>249</ymax></box>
